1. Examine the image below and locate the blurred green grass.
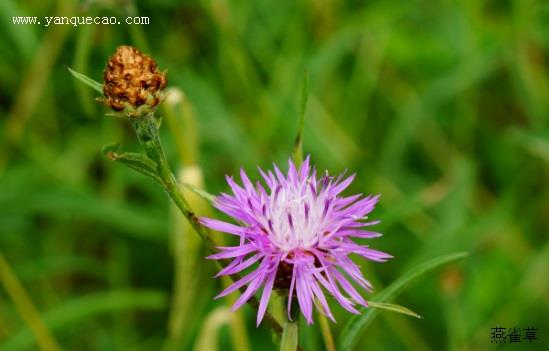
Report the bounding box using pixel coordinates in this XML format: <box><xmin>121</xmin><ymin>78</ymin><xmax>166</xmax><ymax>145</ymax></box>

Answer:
<box><xmin>0</xmin><ymin>0</ymin><xmax>548</xmax><ymax>350</ymax></box>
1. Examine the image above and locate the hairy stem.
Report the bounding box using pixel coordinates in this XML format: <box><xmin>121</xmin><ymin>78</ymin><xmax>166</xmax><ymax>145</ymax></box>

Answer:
<box><xmin>129</xmin><ymin>114</ymin><xmax>284</xmax><ymax>338</ymax></box>
<box><xmin>131</xmin><ymin>114</ymin><xmax>215</xmax><ymax>249</ymax></box>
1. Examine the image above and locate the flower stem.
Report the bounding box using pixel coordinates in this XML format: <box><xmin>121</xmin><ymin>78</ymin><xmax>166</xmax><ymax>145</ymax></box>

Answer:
<box><xmin>280</xmin><ymin>320</ymin><xmax>298</xmax><ymax>351</ymax></box>
<box><xmin>162</xmin><ymin>168</ymin><xmax>203</xmax><ymax>351</ymax></box>
<box><xmin>129</xmin><ymin>113</ymin><xmax>284</xmax><ymax>340</ymax></box>
<box><xmin>318</xmin><ymin>311</ymin><xmax>336</xmax><ymax>351</ymax></box>
<box><xmin>279</xmin><ymin>298</ymin><xmax>299</xmax><ymax>351</ymax></box>
<box><xmin>130</xmin><ymin>114</ymin><xmax>216</xmax><ymax>250</ymax></box>
<box><xmin>0</xmin><ymin>253</ymin><xmax>61</xmax><ymax>351</ymax></box>
<box><xmin>164</xmin><ymin>95</ymin><xmax>251</xmax><ymax>350</ymax></box>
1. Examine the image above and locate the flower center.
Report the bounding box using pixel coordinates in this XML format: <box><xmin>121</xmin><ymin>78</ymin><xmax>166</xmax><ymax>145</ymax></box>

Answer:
<box><xmin>264</xmin><ymin>180</ymin><xmax>331</xmax><ymax>252</ymax></box>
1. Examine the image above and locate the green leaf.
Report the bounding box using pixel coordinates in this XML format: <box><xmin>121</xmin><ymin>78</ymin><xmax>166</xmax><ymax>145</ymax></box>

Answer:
<box><xmin>15</xmin><ymin>255</ymin><xmax>105</xmax><ymax>282</ymax></box>
<box><xmin>292</xmin><ymin>72</ymin><xmax>309</xmax><ymax>166</ymax></box>
<box><xmin>67</xmin><ymin>66</ymin><xmax>103</xmax><ymax>94</ymax></box>
<box><xmin>338</xmin><ymin>252</ymin><xmax>468</xmax><ymax>351</ymax></box>
<box><xmin>102</xmin><ymin>143</ymin><xmax>163</xmax><ymax>185</ymax></box>
<box><xmin>101</xmin><ymin>141</ymin><xmax>120</xmax><ymax>155</ymax></box>
<box><xmin>367</xmin><ymin>301</ymin><xmax>422</xmax><ymax>319</ymax></box>
<box><xmin>0</xmin><ymin>182</ymin><xmax>168</xmax><ymax>242</ymax></box>
<box><xmin>1</xmin><ymin>290</ymin><xmax>167</xmax><ymax>351</ymax></box>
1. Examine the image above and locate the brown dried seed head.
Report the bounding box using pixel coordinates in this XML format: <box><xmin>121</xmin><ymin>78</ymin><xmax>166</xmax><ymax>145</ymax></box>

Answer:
<box><xmin>103</xmin><ymin>45</ymin><xmax>167</xmax><ymax>113</ymax></box>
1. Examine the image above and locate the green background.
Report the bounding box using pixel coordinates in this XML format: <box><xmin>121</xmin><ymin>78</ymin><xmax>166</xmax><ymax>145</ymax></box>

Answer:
<box><xmin>0</xmin><ymin>0</ymin><xmax>548</xmax><ymax>350</ymax></box>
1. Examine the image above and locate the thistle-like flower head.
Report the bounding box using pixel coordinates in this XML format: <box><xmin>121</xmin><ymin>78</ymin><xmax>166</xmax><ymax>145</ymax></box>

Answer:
<box><xmin>200</xmin><ymin>156</ymin><xmax>392</xmax><ymax>325</ymax></box>
<box><xmin>103</xmin><ymin>45</ymin><xmax>167</xmax><ymax>116</ymax></box>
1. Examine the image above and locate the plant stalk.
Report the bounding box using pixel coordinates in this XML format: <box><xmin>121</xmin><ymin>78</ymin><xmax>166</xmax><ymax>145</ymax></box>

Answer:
<box><xmin>279</xmin><ymin>298</ymin><xmax>299</xmax><ymax>351</ymax></box>
<box><xmin>0</xmin><ymin>253</ymin><xmax>61</xmax><ymax>351</ymax></box>
<box><xmin>129</xmin><ymin>114</ymin><xmax>284</xmax><ymax>338</ymax></box>
<box><xmin>131</xmin><ymin>115</ymin><xmax>216</xmax><ymax>249</ymax></box>
<box><xmin>318</xmin><ymin>311</ymin><xmax>336</xmax><ymax>351</ymax></box>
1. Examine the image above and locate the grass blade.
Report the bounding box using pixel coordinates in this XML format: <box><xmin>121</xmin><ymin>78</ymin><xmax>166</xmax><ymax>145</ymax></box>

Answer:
<box><xmin>0</xmin><ymin>253</ymin><xmax>61</xmax><ymax>351</ymax></box>
<box><xmin>338</xmin><ymin>252</ymin><xmax>468</xmax><ymax>351</ymax></box>
<box><xmin>292</xmin><ymin>72</ymin><xmax>309</xmax><ymax>165</ymax></box>
<box><xmin>1</xmin><ymin>289</ymin><xmax>167</xmax><ymax>351</ymax></box>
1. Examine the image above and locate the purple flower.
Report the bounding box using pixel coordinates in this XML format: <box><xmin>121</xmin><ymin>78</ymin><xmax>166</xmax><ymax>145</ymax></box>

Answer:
<box><xmin>200</xmin><ymin>156</ymin><xmax>392</xmax><ymax>325</ymax></box>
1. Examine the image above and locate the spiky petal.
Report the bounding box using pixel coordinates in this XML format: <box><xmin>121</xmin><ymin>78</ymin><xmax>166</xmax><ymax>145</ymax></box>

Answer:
<box><xmin>200</xmin><ymin>156</ymin><xmax>392</xmax><ymax>325</ymax></box>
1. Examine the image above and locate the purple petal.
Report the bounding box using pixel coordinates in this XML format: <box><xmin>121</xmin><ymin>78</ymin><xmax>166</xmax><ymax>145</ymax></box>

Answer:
<box><xmin>215</xmin><ymin>253</ymin><xmax>263</xmax><ymax>277</ymax></box>
<box><xmin>240</xmin><ymin>168</ymin><xmax>255</xmax><ymax>195</ymax></box>
<box><xmin>256</xmin><ymin>268</ymin><xmax>277</xmax><ymax>326</ymax></box>
<box><xmin>330</xmin><ymin>173</ymin><xmax>356</xmax><ymax>196</ymax></box>
<box><xmin>314</xmin><ymin>268</ymin><xmax>359</xmax><ymax>314</ymax></box>
<box><xmin>334</xmin><ymin>194</ymin><xmax>362</xmax><ymax>208</ymax></box>
<box><xmin>215</xmin><ymin>269</ymin><xmax>261</xmax><ymax>299</ymax></box>
<box><xmin>232</xmin><ymin>271</ymin><xmax>265</xmax><ymax>311</ymax></box>
<box><xmin>199</xmin><ymin>217</ymin><xmax>246</xmax><ymax>236</ymax></box>
<box><xmin>336</xmin><ymin>256</ymin><xmax>373</xmax><ymax>291</ymax></box>
<box><xmin>336</xmin><ymin>229</ymin><xmax>383</xmax><ymax>238</ymax></box>
<box><xmin>207</xmin><ymin>243</ymin><xmax>256</xmax><ymax>260</ymax></box>
<box><xmin>287</xmin><ymin>158</ymin><xmax>298</xmax><ymax>183</ymax></box>
<box><xmin>295</xmin><ymin>267</ymin><xmax>314</xmax><ymax>324</ymax></box>
<box><xmin>273</xmin><ymin>162</ymin><xmax>287</xmax><ymax>185</ymax></box>
<box><xmin>330</xmin><ymin>268</ymin><xmax>367</xmax><ymax>306</ymax></box>
<box><xmin>226</xmin><ymin>175</ymin><xmax>247</xmax><ymax>201</ymax></box>
<box><xmin>313</xmin><ymin>255</ymin><xmax>360</xmax><ymax>314</ymax></box>
<box><xmin>287</xmin><ymin>264</ymin><xmax>297</xmax><ymax>320</ymax></box>
<box><xmin>258</xmin><ymin>167</ymin><xmax>276</xmax><ymax>190</ymax></box>
<box><xmin>299</xmin><ymin>155</ymin><xmax>311</xmax><ymax>181</ymax></box>
<box><xmin>354</xmin><ymin>246</ymin><xmax>393</xmax><ymax>262</ymax></box>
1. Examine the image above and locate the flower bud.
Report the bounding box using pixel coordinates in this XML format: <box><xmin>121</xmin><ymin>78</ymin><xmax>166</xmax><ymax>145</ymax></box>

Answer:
<box><xmin>103</xmin><ymin>45</ymin><xmax>167</xmax><ymax>117</ymax></box>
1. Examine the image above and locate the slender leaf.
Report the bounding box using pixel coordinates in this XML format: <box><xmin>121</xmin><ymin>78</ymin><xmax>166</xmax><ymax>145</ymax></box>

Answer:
<box><xmin>0</xmin><ymin>254</ymin><xmax>61</xmax><ymax>351</ymax></box>
<box><xmin>292</xmin><ymin>72</ymin><xmax>309</xmax><ymax>165</ymax></box>
<box><xmin>102</xmin><ymin>142</ymin><xmax>163</xmax><ymax>185</ymax></box>
<box><xmin>67</xmin><ymin>66</ymin><xmax>103</xmax><ymax>94</ymax></box>
<box><xmin>367</xmin><ymin>301</ymin><xmax>422</xmax><ymax>319</ymax></box>
<box><xmin>15</xmin><ymin>255</ymin><xmax>105</xmax><ymax>282</ymax></box>
<box><xmin>1</xmin><ymin>290</ymin><xmax>167</xmax><ymax>351</ymax></box>
<box><xmin>338</xmin><ymin>252</ymin><xmax>468</xmax><ymax>350</ymax></box>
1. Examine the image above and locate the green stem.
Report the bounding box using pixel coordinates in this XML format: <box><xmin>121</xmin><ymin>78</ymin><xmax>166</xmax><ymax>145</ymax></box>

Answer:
<box><xmin>280</xmin><ymin>320</ymin><xmax>298</xmax><ymax>351</ymax></box>
<box><xmin>129</xmin><ymin>113</ymin><xmax>284</xmax><ymax>339</ymax></box>
<box><xmin>317</xmin><ymin>311</ymin><xmax>336</xmax><ymax>351</ymax></box>
<box><xmin>162</xmin><ymin>97</ymin><xmax>251</xmax><ymax>349</ymax></box>
<box><xmin>0</xmin><ymin>253</ymin><xmax>61</xmax><ymax>351</ymax></box>
<box><xmin>279</xmin><ymin>299</ymin><xmax>299</xmax><ymax>351</ymax></box>
<box><xmin>131</xmin><ymin>115</ymin><xmax>216</xmax><ymax>250</ymax></box>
